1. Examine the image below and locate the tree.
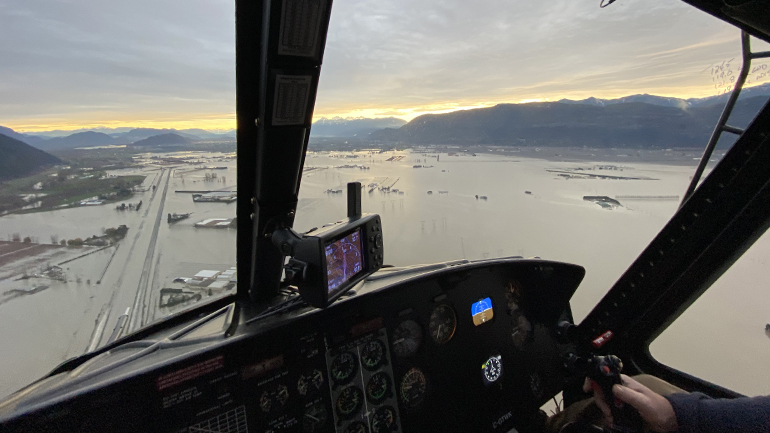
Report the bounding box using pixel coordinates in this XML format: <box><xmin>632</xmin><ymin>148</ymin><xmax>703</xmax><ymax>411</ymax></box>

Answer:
<box><xmin>60</xmin><ymin>239</ymin><xmax>67</xmax><ymax>246</ymax></box>
<box><xmin>23</xmin><ymin>237</ymin><xmax>32</xmax><ymax>243</ymax></box>
<box><xmin>50</xmin><ymin>235</ymin><xmax>59</xmax><ymax>244</ymax></box>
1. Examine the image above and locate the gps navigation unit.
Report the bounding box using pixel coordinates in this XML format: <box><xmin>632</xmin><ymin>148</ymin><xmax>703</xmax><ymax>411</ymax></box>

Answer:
<box><xmin>271</xmin><ymin>213</ymin><xmax>384</xmax><ymax>308</ymax></box>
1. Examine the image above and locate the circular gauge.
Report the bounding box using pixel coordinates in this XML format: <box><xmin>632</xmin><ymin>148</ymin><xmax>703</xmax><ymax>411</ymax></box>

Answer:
<box><xmin>391</xmin><ymin>320</ymin><xmax>423</xmax><ymax>358</ymax></box>
<box><xmin>276</xmin><ymin>384</ymin><xmax>289</xmax><ymax>405</ymax></box>
<box><xmin>361</xmin><ymin>339</ymin><xmax>386</xmax><ymax>370</ymax></box>
<box><xmin>482</xmin><ymin>355</ymin><xmax>503</xmax><ymax>385</ymax></box>
<box><xmin>335</xmin><ymin>386</ymin><xmax>364</xmax><ymax>418</ymax></box>
<box><xmin>428</xmin><ymin>304</ymin><xmax>457</xmax><ymax>344</ymax></box>
<box><xmin>297</xmin><ymin>375</ymin><xmax>309</xmax><ymax>396</ymax></box>
<box><xmin>399</xmin><ymin>367</ymin><xmax>427</xmax><ymax>409</ymax></box>
<box><xmin>298</xmin><ymin>369</ymin><xmax>325</xmax><ymax>396</ymax></box>
<box><xmin>302</xmin><ymin>402</ymin><xmax>327</xmax><ymax>432</ymax></box>
<box><xmin>370</xmin><ymin>406</ymin><xmax>397</xmax><ymax>433</ymax></box>
<box><xmin>331</xmin><ymin>351</ymin><xmax>359</xmax><ymax>384</ymax></box>
<box><xmin>366</xmin><ymin>372</ymin><xmax>392</xmax><ymax>404</ymax></box>
<box><xmin>344</xmin><ymin>421</ymin><xmax>369</xmax><ymax>433</ymax></box>
<box><xmin>259</xmin><ymin>390</ymin><xmax>272</xmax><ymax>412</ymax></box>
<box><xmin>311</xmin><ymin>369</ymin><xmax>324</xmax><ymax>389</ymax></box>
<box><xmin>511</xmin><ymin>311</ymin><xmax>533</xmax><ymax>349</ymax></box>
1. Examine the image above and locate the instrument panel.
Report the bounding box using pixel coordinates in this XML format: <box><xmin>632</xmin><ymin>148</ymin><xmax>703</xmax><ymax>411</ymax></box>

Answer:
<box><xmin>0</xmin><ymin>259</ymin><xmax>584</xmax><ymax>433</ymax></box>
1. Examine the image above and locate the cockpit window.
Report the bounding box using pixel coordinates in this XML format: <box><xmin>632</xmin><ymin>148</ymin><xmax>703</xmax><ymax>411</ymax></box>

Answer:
<box><xmin>301</xmin><ymin>0</ymin><xmax>770</xmax><ymax>326</ymax></box>
<box><xmin>0</xmin><ymin>1</ymin><xmax>236</xmax><ymax>399</ymax></box>
<box><xmin>2</xmin><ymin>0</ymin><xmax>770</xmax><ymax>404</ymax></box>
<box><xmin>650</xmin><ymin>228</ymin><xmax>770</xmax><ymax>396</ymax></box>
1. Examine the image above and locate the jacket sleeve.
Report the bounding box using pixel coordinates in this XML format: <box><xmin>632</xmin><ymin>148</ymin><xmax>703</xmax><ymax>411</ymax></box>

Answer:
<box><xmin>666</xmin><ymin>392</ymin><xmax>770</xmax><ymax>433</ymax></box>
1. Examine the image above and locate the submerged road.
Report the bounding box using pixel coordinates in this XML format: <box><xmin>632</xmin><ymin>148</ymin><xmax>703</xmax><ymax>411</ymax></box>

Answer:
<box><xmin>84</xmin><ymin>168</ymin><xmax>171</xmax><ymax>350</ymax></box>
<box><xmin>129</xmin><ymin>168</ymin><xmax>171</xmax><ymax>333</ymax></box>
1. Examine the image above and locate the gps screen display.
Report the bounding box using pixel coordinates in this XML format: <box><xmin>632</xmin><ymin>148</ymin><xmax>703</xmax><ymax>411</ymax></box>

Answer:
<box><xmin>325</xmin><ymin>229</ymin><xmax>364</xmax><ymax>293</ymax></box>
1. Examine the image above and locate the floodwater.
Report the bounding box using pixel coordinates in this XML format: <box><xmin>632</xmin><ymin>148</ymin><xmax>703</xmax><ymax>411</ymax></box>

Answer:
<box><xmin>0</xmin><ymin>149</ymin><xmax>768</xmax><ymax>399</ymax></box>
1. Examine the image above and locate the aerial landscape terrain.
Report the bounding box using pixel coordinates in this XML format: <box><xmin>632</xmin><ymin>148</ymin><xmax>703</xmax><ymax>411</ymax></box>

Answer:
<box><xmin>1</xmin><ymin>87</ymin><xmax>770</xmax><ymax>398</ymax></box>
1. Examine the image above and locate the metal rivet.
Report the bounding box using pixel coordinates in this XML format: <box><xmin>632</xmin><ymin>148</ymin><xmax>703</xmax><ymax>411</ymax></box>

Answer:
<box><xmin>287</xmin><ymin>211</ymin><xmax>295</xmax><ymax>218</ymax></box>
<box><xmin>255</xmin><ymin>118</ymin><xmax>260</xmax><ymax>127</ymax></box>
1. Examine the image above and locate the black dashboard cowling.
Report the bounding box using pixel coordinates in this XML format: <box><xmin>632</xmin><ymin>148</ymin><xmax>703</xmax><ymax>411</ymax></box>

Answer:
<box><xmin>0</xmin><ymin>258</ymin><xmax>584</xmax><ymax>433</ymax></box>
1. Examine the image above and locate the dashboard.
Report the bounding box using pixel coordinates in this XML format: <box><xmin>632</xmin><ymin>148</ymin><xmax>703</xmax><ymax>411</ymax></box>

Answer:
<box><xmin>0</xmin><ymin>258</ymin><xmax>584</xmax><ymax>433</ymax></box>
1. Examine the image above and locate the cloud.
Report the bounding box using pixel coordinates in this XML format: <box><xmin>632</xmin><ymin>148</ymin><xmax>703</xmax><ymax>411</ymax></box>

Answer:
<box><xmin>0</xmin><ymin>0</ymin><xmax>760</xmax><ymax>129</ymax></box>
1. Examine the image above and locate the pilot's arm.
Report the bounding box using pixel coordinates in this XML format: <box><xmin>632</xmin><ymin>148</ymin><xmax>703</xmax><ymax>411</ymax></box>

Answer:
<box><xmin>585</xmin><ymin>375</ymin><xmax>770</xmax><ymax>433</ymax></box>
<box><xmin>666</xmin><ymin>391</ymin><xmax>770</xmax><ymax>433</ymax></box>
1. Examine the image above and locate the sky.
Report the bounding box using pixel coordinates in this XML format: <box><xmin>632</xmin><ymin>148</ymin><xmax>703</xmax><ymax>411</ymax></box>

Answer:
<box><xmin>1</xmin><ymin>0</ymin><xmax>769</xmax><ymax>132</ymax></box>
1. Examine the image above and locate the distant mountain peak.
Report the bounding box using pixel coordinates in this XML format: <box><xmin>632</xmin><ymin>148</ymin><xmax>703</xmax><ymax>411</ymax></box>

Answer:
<box><xmin>310</xmin><ymin>117</ymin><xmax>407</xmax><ymax>137</ymax></box>
<box><xmin>130</xmin><ymin>133</ymin><xmax>193</xmax><ymax>147</ymax></box>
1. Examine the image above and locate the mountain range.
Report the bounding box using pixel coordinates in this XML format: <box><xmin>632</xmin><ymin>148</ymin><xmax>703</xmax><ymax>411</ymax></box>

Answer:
<box><xmin>558</xmin><ymin>83</ymin><xmax>770</xmax><ymax>108</ymax></box>
<box><xmin>40</xmin><ymin>131</ymin><xmax>121</xmax><ymax>150</ymax></box>
<box><xmin>130</xmin><ymin>133</ymin><xmax>193</xmax><ymax>148</ymax></box>
<box><xmin>3</xmin><ymin>85</ymin><xmax>770</xmax><ymax>151</ymax></box>
<box><xmin>310</xmin><ymin>117</ymin><xmax>407</xmax><ymax>137</ymax></box>
<box><xmin>370</xmin><ymin>96</ymin><xmax>769</xmax><ymax>148</ymax></box>
<box><xmin>0</xmin><ymin>134</ymin><xmax>61</xmax><ymax>181</ymax></box>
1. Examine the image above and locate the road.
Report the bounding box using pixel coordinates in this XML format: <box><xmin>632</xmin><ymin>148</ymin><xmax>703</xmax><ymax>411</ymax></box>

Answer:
<box><xmin>0</xmin><ymin>159</ymin><xmax>241</xmax><ymax>399</ymax></box>
<box><xmin>86</xmin><ymin>168</ymin><xmax>171</xmax><ymax>349</ymax></box>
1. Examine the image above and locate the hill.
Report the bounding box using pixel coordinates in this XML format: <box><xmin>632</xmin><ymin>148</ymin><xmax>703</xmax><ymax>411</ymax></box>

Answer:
<box><xmin>558</xmin><ymin>83</ymin><xmax>770</xmax><ymax>108</ymax></box>
<box><xmin>310</xmin><ymin>117</ymin><xmax>407</xmax><ymax>137</ymax></box>
<box><xmin>130</xmin><ymin>133</ymin><xmax>193</xmax><ymax>148</ymax></box>
<box><xmin>0</xmin><ymin>126</ymin><xmax>46</xmax><ymax>146</ymax></box>
<box><xmin>370</xmin><ymin>96</ymin><xmax>770</xmax><ymax>148</ymax></box>
<box><xmin>0</xmin><ymin>134</ymin><xmax>62</xmax><ymax>181</ymax></box>
<box><xmin>35</xmin><ymin>131</ymin><xmax>121</xmax><ymax>150</ymax></box>
<box><xmin>113</xmin><ymin>128</ymin><xmax>202</xmax><ymax>142</ymax></box>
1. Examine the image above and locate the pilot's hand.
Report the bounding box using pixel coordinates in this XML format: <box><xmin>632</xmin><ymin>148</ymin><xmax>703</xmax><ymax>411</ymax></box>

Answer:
<box><xmin>583</xmin><ymin>374</ymin><xmax>678</xmax><ymax>433</ymax></box>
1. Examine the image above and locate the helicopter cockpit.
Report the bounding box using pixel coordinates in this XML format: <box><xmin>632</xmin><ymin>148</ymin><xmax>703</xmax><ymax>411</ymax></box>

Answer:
<box><xmin>1</xmin><ymin>0</ymin><xmax>770</xmax><ymax>432</ymax></box>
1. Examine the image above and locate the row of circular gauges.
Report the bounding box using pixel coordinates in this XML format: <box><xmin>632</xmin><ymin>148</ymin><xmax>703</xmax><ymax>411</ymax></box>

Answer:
<box><xmin>286</xmin><ymin>401</ymin><xmax>398</xmax><ymax>433</ymax></box>
<box><xmin>257</xmin><ymin>365</ymin><xmax>426</xmax><ymax>409</ymax></box>
<box><xmin>330</xmin><ymin>340</ymin><xmax>387</xmax><ymax>386</ymax></box>
<box><xmin>341</xmin><ymin>406</ymin><xmax>397</xmax><ymax>433</ymax></box>
<box><xmin>333</xmin><ymin>366</ymin><xmax>427</xmax><ymax>414</ymax></box>
<box><xmin>259</xmin><ymin>369</ymin><xmax>326</xmax><ymax>413</ymax></box>
<box><xmin>386</xmin><ymin>304</ymin><xmax>457</xmax><ymax>360</ymax></box>
<box><xmin>391</xmin><ymin>303</ymin><xmax>533</xmax><ymax>356</ymax></box>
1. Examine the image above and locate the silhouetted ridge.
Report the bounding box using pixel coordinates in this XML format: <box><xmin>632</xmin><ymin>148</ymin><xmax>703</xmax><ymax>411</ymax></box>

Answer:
<box><xmin>0</xmin><ymin>133</ymin><xmax>62</xmax><ymax>181</ymax></box>
<box><xmin>130</xmin><ymin>133</ymin><xmax>193</xmax><ymax>147</ymax></box>
<box><xmin>370</xmin><ymin>97</ymin><xmax>770</xmax><ymax>148</ymax></box>
<box><xmin>35</xmin><ymin>131</ymin><xmax>120</xmax><ymax>150</ymax></box>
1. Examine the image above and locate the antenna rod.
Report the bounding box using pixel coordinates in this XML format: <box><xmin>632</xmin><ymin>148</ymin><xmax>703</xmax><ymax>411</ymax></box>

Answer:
<box><xmin>348</xmin><ymin>182</ymin><xmax>362</xmax><ymax>218</ymax></box>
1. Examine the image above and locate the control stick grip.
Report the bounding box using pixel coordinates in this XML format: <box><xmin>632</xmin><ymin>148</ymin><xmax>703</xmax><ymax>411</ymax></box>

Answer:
<box><xmin>588</xmin><ymin>355</ymin><xmax>644</xmax><ymax>433</ymax></box>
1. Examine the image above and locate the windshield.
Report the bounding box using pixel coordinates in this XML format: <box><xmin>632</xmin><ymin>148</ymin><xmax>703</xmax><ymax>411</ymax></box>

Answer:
<box><xmin>1</xmin><ymin>0</ymin><xmax>770</xmax><ymax>401</ymax></box>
